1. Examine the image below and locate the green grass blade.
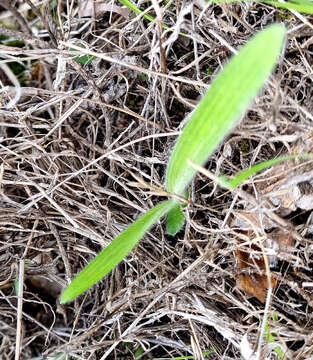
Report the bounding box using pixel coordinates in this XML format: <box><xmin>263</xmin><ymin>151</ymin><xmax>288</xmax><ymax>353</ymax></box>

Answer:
<box><xmin>166</xmin><ymin>24</ymin><xmax>286</xmax><ymax>196</ymax></box>
<box><xmin>223</xmin><ymin>154</ymin><xmax>313</xmax><ymax>188</ymax></box>
<box><xmin>117</xmin><ymin>0</ymin><xmax>190</xmax><ymax>37</ymax></box>
<box><xmin>166</xmin><ymin>203</ymin><xmax>186</xmax><ymax>235</ymax></box>
<box><xmin>60</xmin><ymin>200</ymin><xmax>175</xmax><ymax>303</ymax></box>
<box><xmin>211</xmin><ymin>0</ymin><xmax>313</xmax><ymax>14</ymax></box>
<box><xmin>118</xmin><ymin>0</ymin><xmax>160</xmax><ymax>24</ymax></box>
<box><xmin>264</xmin><ymin>0</ymin><xmax>313</xmax><ymax>14</ymax></box>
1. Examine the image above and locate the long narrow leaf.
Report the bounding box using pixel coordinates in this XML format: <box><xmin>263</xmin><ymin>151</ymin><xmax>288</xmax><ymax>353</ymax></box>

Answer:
<box><xmin>118</xmin><ymin>0</ymin><xmax>156</xmax><ymax>23</ymax></box>
<box><xmin>211</xmin><ymin>0</ymin><xmax>313</xmax><ymax>15</ymax></box>
<box><xmin>166</xmin><ymin>24</ymin><xmax>286</xmax><ymax>196</ymax></box>
<box><xmin>61</xmin><ymin>200</ymin><xmax>175</xmax><ymax>303</ymax></box>
<box><xmin>118</xmin><ymin>0</ymin><xmax>190</xmax><ymax>37</ymax></box>
<box><xmin>223</xmin><ymin>154</ymin><xmax>313</xmax><ymax>188</ymax></box>
<box><xmin>264</xmin><ymin>0</ymin><xmax>313</xmax><ymax>14</ymax></box>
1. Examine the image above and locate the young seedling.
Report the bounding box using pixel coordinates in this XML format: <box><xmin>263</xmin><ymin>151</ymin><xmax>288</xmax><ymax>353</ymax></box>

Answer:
<box><xmin>61</xmin><ymin>24</ymin><xmax>286</xmax><ymax>303</ymax></box>
<box><xmin>265</xmin><ymin>313</ymin><xmax>288</xmax><ymax>359</ymax></box>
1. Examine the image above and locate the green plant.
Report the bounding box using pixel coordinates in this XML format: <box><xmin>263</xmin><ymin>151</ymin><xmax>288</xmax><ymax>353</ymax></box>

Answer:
<box><xmin>205</xmin><ymin>66</ymin><xmax>212</xmax><ymax>76</ymax></box>
<box><xmin>72</xmin><ymin>43</ymin><xmax>97</xmax><ymax>65</ymax></box>
<box><xmin>265</xmin><ymin>313</ymin><xmax>288</xmax><ymax>359</ymax></box>
<box><xmin>61</xmin><ymin>24</ymin><xmax>287</xmax><ymax>303</ymax></box>
<box><xmin>116</xmin><ymin>0</ymin><xmax>313</xmax><ymax>26</ymax></box>
<box><xmin>134</xmin><ymin>345</ymin><xmax>144</xmax><ymax>358</ymax></box>
<box><xmin>212</xmin><ymin>0</ymin><xmax>313</xmax><ymax>14</ymax></box>
<box><xmin>118</xmin><ymin>0</ymin><xmax>160</xmax><ymax>24</ymax></box>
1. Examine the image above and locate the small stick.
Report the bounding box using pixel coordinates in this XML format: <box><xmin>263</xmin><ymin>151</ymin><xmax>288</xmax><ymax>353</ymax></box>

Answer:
<box><xmin>15</xmin><ymin>260</ymin><xmax>24</xmax><ymax>360</ymax></box>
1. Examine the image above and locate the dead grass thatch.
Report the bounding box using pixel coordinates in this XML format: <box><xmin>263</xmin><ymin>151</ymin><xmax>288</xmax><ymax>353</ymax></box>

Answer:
<box><xmin>0</xmin><ymin>0</ymin><xmax>313</xmax><ymax>359</ymax></box>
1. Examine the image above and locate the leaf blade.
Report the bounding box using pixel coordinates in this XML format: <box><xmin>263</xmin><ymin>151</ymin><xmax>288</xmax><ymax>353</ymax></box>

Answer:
<box><xmin>211</xmin><ymin>0</ymin><xmax>313</xmax><ymax>15</ymax></box>
<box><xmin>60</xmin><ymin>200</ymin><xmax>175</xmax><ymax>303</ymax></box>
<box><xmin>264</xmin><ymin>0</ymin><xmax>313</xmax><ymax>13</ymax></box>
<box><xmin>118</xmin><ymin>0</ymin><xmax>158</xmax><ymax>23</ymax></box>
<box><xmin>226</xmin><ymin>154</ymin><xmax>313</xmax><ymax>188</ymax></box>
<box><xmin>165</xmin><ymin>24</ymin><xmax>286</xmax><ymax>196</ymax></box>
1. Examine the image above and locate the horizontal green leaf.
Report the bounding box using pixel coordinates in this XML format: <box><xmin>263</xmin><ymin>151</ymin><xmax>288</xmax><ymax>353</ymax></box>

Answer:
<box><xmin>211</xmin><ymin>0</ymin><xmax>313</xmax><ymax>14</ymax></box>
<box><xmin>60</xmin><ymin>200</ymin><xmax>175</xmax><ymax>303</ymax></box>
<box><xmin>166</xmin><ymin>203</ymin><xmax>186</xmax><ymax>235</ymax></box>
<box><xmin>75</xmin><ymin>54</ymin><xmax>97</xmax><ymax>66</ymax></box>
<box><xmin>222</xmin><ymin>154</ymin><xmax>313</xmax><ymax>189</ymax></box>
<box><xmin>72</xmin><ymin>43</ymin><xmax>97</xmax><ymax>65</ymax></box>
<box><xmin>166</xmin><ymin>24</ymin><xmax>286</xmax><ymax>196</ymax></box>
<box><xmin>264</xmin><ymin>0</ymin><xmax>313</xmax><ymax>14</ymax></box>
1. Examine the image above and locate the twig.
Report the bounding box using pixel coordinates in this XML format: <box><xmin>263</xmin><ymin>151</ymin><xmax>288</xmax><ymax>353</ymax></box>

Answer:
<box><xmin>15</xmin><ymin>260</ymin><xmax>24</xmax><ymax>360</ymax></box>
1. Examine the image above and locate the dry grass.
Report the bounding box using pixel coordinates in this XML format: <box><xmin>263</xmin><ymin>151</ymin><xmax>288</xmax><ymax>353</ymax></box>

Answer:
<box><xmin>0</xmin><ymin>1</ymin><xmax>313</xmax><ymax>359</ymax></box>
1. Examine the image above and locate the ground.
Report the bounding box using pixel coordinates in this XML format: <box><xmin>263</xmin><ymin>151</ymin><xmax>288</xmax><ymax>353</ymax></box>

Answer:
<box><xmin>0</xmin><ymin>0</ymin><xmax>313</xmax><ymax>359</ymax></box>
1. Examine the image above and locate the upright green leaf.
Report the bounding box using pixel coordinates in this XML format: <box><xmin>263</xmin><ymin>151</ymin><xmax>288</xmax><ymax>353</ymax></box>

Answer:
<box><xmin>61</xmin><ymin>200</ymin><xmax>175</xmax><ymax>303</ymax></box>
<box><xmin>166</xmin><ymin>24</ymin><xmax>286</xmax><ymax>196</ymax></box>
